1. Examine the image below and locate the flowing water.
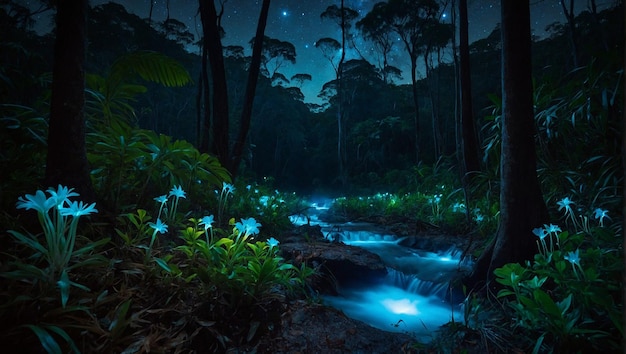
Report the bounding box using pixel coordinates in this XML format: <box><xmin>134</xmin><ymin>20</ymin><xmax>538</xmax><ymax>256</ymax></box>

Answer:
<box><xmin>291</xmin><ymin>200</ymin><xmax>470</xmax><ymax>342</ymax></box>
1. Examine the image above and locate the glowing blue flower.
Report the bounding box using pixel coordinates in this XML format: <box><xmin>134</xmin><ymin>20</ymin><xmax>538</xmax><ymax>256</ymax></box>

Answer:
<box><xmin>148</xmin><ymin>218</ymin><xmax>168</xmax><ymax>234</ymax></box>
<box><xmin>222</xmin><ymin>182</ymin><xmax>235</xmax><ymax>194</ymax></box>
<box><xmin>235</xmin><ymin>217</ymin><xmax>261</xmax><ymax>236</ymax></box>
<box><xmin>16</xmin><ymin>190</ymin><xmax>56</xmax><ymax>214</ymax></box>
<box><xmin>59</xmin><ymin>200</ymin><xmax>98</xmax><ymax>217</ymax></box>
<box><xmin>556</xmin><ymin>197</ymin><xmax>574</xmax><ymax>212</ymax></box>
<box><xmin>47</xmin><ymin>185</ymin><xmax>79</xmax><ymax>207</ymax></box>
<box><xmin>533</xmin><ymin>227</ymin><xmax>547</xmax><ymax>240</ymax></box>
<box><xmin>267</xmin><ymin>237</ymin><xmax>280</xmax><ymax>249</ymax></box>
<box><xmin>564</xmin><ymin>249</ymin><xmax>580</xmax><ymax>266</ymax></box>
<box><xmin>593</xmin><ymin>208</ymin><xmax>610</xmax><ymax>226</ymax></box>
<box><xmin>545</xmin><ymin>224</ymin><xmax>562</xmax><ymax>234</ymax></box>
<box><xmin>169</xmin><ymin>185</ymin><xmax>186</xmax><ymax>199</ymax></box>
<box><xmin>199</xmin><ymin>215</ymin><xmax>214</xmax><ymax>230</ymax></box>
<box><xmin>154</xmin><ymin>195</ymin><xmax>168</xmax><ymax>204</ymax></box>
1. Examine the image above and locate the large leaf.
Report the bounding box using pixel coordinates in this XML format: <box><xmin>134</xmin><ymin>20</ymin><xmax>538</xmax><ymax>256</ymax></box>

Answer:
<box><xmin>109</xmin><ymin>50</ymin><xmax>192</xmax><ymax>88</ymax></box>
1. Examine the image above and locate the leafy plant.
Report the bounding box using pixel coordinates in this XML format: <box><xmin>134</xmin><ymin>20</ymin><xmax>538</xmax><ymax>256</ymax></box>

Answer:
<box><xmin>86</xmin><ymin>50</ymin><xmax>192</xmax><ymax>125</ymax></box>
<box><xmin>88</xmin><ymin>119</ymin><xmax>230</xmax><ymax>214</ymax></box>
<box><xmin>494</xmin><ymin>204</ymin><xmax>622</xmax><ymax>353</ymax></box>
<box><xmin>3</xmin><ymin>185</ymin><xmax>109</xmax><ymax>308</ymax></box>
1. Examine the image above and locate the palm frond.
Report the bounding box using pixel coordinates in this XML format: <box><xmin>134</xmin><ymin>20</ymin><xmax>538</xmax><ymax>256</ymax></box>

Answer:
<box><xmin>109</xmin><ymin>50</ymin><xmax>192</xmax><ymax>88</ymax></box>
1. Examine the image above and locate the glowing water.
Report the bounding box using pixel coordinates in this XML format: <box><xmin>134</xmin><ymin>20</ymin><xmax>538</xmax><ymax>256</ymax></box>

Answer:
<box><xmin>292</xmin><ymin>200</ymin><xmax>469</xmax><ymax>341</ymax></box>
<box><xmin>323</xmin><ymin>280</ymin><xmax>462</xmax><ymax>342</ymax></box>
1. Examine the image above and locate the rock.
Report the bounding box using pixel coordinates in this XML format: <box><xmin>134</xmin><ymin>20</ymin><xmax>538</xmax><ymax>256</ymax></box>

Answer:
<box><xmin>279</xmin><ymin>224</ymin><xmax>388</xmax><ymax>294</ymax></box>
<box><xmin>281</xmin><ymin>224</ymin><xmax>325</xmax><ymax>244</ymax></box>
<box><xmin>280</xmin><ymin>240</ymin><xmax>388</xmax><ymax>293</ymax></box>
<box><xmin>255</xmin><ymin>300</ymin><xmax>417</xmax><ymax>353</ymax></box>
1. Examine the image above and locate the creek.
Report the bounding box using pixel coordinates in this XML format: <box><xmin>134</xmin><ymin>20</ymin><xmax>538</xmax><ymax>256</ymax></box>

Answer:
<box><xmin>290</xmin><ymin>200</ymin><xmax>471</xmax><ymax>342</ymax></box>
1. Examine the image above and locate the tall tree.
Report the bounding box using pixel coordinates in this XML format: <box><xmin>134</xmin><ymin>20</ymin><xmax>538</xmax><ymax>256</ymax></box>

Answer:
<box><xmin>198</xmin><ymin>0</ymin><xmax>271</xmax><ymax>177</ymax></box>
<box><xmin>374</xmin><ymin>0</ymin><xmax>439</xmax><ymax>163</ymax></box>
<box><xmin>465</xmin><ymin>0</ymin><xmax>549</xmax><ymax>289</ymax></box>
<box><xmin>458</xmin><ymin>0</ymin><xmax>480</xmax><ymax>178</ymax></box>
<box><xmin>198</xmin><ymin>0</ymin><xmax>229</xmax><ymax>162</ymax></box>
<box><xmin>319</xmin><ymin>3</ymin><xmax>359</xmax><ymax>185</ymax></box>
<box><xmin>230</xmin><ymin>0</ymin><xmax>271</xmax><ymax>175</ymax></box>
<box><xmin>357</xmin><ymin>3</ymin><xmax>401</xmax><ymax>85</ymax></box>
<box><xmin>422</xmin><ymin>9</ymin><xmax>453</xmax><ymax>160</ymax></box>
<box><xmin>45</xmin><ymin>0</ymin><xmax>94</xmax><ymax>200</ymax></box>
<box><xmin>254</xmin><ymin>36</ymin><xmax>296</xmax><ymax>83</ymax></box>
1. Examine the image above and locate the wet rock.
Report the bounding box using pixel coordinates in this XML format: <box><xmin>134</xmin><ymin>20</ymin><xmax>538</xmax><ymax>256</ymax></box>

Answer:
<box><xmin>280</xmin><ymin>224</ymin><xmax>388</xmax><ymax>294</ymax></box>
<box><xmin>281</xmin><ymin>224</ymin><xmax>325</xmax><ymax>244</ymax></box>
<box><xmin>280</xmin><ymin>240</ymin><xmax>388</xmax><ymax>294</ymax></box>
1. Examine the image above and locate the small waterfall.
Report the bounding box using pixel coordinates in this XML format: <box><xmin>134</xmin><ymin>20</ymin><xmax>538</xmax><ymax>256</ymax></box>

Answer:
<box><xmin>384</xmin><ymin>268</ymin><xmax>450</xmax><ymax>299</ymax></box>
<box><xmin>336</xmin><ymin>230</ymin><xmax>398</xmax><ymax>243</ymax></box>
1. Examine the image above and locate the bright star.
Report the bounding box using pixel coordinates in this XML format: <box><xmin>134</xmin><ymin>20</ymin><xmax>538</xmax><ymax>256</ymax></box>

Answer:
<box><xmin>281</xmin><ymin>10</ymin><xmax>288</xmax><ymax>17</ymax></box>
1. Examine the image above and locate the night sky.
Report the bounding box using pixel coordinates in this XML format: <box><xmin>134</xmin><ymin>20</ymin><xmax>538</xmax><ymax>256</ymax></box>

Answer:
<box><xmin>89</xmin><ymin>0</ymin><xmax>599</xmax><ymax>104</ymax></box>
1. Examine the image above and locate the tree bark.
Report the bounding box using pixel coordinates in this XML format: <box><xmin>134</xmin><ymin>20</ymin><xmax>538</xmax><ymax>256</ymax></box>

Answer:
<box><xmin>465</xmin><ymin>0</ymin><xmax>548</xmax><ymax>290</ymax></box>
<box><xmin>198</xmin><ymin>42</ymin><xmax>211</xmax><ymax>152</ymax></box>
<box><xmin>230</xmin><ymin>0</ymin><xmax>271</xmax><ymax>176</ymax></box>
<box><xmin>410</xmin><ymin>54</ymin><xmax>421</xmax><ymax>164</ymax></box>
<box><xmin>622</xmin><ymin>3</ymin><xmax>626</xmax><ymax>349</ymax></box>
<box><xmin>458</xmin><ymin>0</ymin><xmax>480</xmax><ymax>178</ymax></box>
<box><xmin>45</xmin><ymin>0</ymin><xmax>94</xmax><ymax>201</ymax></box>
<box><xmin>199</xmin><ymin>0</ymin><xmax>229</xmax><ymax>164</ymax></box>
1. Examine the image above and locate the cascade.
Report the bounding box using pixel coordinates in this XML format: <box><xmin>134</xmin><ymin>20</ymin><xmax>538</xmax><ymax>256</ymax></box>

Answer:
<box><xmin>290</xmin><ymin>201</ymin><xmax>470</xmax><ymax>341</ymax></box>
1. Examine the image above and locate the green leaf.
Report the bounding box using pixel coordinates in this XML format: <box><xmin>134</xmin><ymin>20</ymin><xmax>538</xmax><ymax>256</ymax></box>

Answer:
<box><xmin>154</xmin><ymin>257</ymin><xmax>172</xmax><ymax>273</ymax></box>
<box><xmin>109</xmin><ymin>300</ymin><xmax>132</xmax><ymax>340</ymax></box>
<box><xmin>247</xmin><ymin>321</ymin><xmax>260</xmax><ymax>342</ymax></box>
<box><xmin>557</xmin><ymin>293</ymin><xmax>573</xmax><ymax>315</ymax></box>
<box><xmin>531</xmin><ymin>333</ymin><xmax>545</xmax><ymax>354</ymax></box>
<box><xmin>496</xmin><ymin>289</ymin><xmax>516</xmax><ymax>298</ymax></box>
<box><xmin>533</xmin><ymin>289</ymin><xmax>561</xmax><ymax>319</ymax></box>
<box><xmin>23</xmin><ymin>325</ymin><xmax>62</xmax><ymax>354</ymax></box>
<box><xmin>46</xmin><ymin>325</ymin><xmax>80</xmax><ymax>354</ymax></box>
<box><xmin>8</xmin><ymin>230</ymin><xmax>48</xmax><ymax>255</ymax></box>
<box><xmin>57</xmin><ymin>270</ymin><xmax>70</xmax><ymax>308</ymax></box>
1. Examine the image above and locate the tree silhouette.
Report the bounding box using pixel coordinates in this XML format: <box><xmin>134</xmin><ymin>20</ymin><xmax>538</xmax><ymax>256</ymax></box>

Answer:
<box><xmin>197</xmin><ymin>0</ymin><xmax>271</xmax><ymax>178</ymax></box>
<box><xmin>254</xmin><ymin>36</ymin><xmax>296</xmax><ymax>81</ymax></box>
<box><xmin>465</xmin><ymin>0</ymin><xmax>549</xmax><ymax>289</ymax></box>
<box><xmin>45</xmin><ymin>0</ymin><xmax>94</xmax><ymax>200</ymax></box>
<box><xmin>318</xmin><ymin>2</ymin><xmax>359</xmax><ymax>186</ymax></box>
<box><xmin>365</xmin><ymin>0</ymin><xmax>440</xmax><ymax>163</ymax></box>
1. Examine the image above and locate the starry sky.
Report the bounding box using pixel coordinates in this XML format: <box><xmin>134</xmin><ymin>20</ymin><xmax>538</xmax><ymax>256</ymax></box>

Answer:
<box><xmin>90</xmin><ymin>0</ymin><xmax>603</xmax><ymax>104</ymax></box>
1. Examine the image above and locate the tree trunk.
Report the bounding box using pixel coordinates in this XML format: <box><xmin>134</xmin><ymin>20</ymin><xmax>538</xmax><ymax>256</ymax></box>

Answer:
<box><xmin>199</xmin><ymin>0</ymin><xmax>229</xmax><ymax>164</ymax></box>
<box><xmin>458</xmin><ymin>0</ymin><xmax>480</xmax><ymax>178</ymax></box>
<box><xmin>198</xmin><ymin>45</ymin><xmax>212</xmax><ymax>152</ymax></box>
<box><xmin>560</xmin><ymin>0</ymin><xmax>579</xmax><ymax>68</ymax></box>
<box><xmin>465</xmin><ymin>0</ymin><xmax>548</xmax><ymax>290</ymax></box>
<box><xmin>230</xmin><ymin>0</ymin><xmax>271</xmax><ymax>176</ymax></box>
<box><xmin>622</xmin><ymin>3</ymin><xmax>626</xmax><ymax>348</ymax></box>
<box><xmin>45</xmin><ymin>0</ymin><xmax>94</xmax><ymax>201</ymax></box>
<box><xmin>410</xmin><ymin>54</ymin><xmax>421</xmax><ymax>164</ymax></box>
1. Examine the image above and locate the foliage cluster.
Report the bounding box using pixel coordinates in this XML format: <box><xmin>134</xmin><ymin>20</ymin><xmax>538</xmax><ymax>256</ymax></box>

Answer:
<box><xmin>492</xmin><ymin>202</ymin><xmax>621</xmax><ymax>353</ymax></box>
<box><xmin>328</xmin><ymin>158</ymin><xmax>499</xmax><ymax>237</ymax></box>
<box><xmin>1</xmin><ymin>182</ymin><xmax>314</xmax><ymax>353</ymax></box>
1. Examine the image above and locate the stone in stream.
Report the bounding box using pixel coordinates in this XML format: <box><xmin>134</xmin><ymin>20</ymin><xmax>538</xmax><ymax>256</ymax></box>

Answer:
<box><xmin>280</xmin><ymin>224</ymin><xmax>388</xmax><ymax>295</ymax></box>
